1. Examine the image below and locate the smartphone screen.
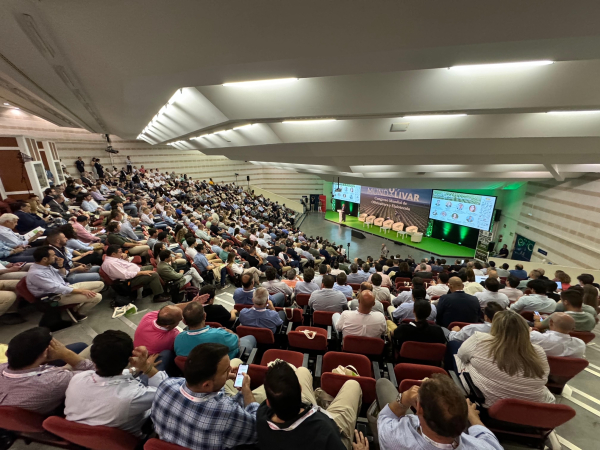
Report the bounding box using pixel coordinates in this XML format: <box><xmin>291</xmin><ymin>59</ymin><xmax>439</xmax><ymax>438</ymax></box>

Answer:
<box><xmin>534</xmin><ymin>311</ymin><xmax>540</xmax><ymax>316</ymax></box>
<box><xmin>234</xmin><ymin>364</ymin><xmax>248</xmax><ymax>388</ymax></box>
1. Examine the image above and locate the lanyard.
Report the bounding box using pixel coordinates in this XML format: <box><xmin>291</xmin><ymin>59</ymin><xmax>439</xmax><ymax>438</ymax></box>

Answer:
<box><xmin>187</xmin><ymin>326</ymin><xmax>211</xmax><ymax>336</ymax></box>
<box><xmin>2</xmin><ymin>368</ymin><xmax>53</xmax><ymax>379</ymax></box>
<box><xmin>267</xmin><ymin>405</ymin><xmax>332</xmax><ymax>431</ymax></box>
<box><xmin>179</xmin><ymin>385</ymin><xmax>218</xmax><ymax>402</ymax></box>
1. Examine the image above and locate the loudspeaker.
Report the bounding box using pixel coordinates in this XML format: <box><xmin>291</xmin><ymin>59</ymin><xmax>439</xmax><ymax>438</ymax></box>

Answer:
<box><xmin>494</xmin><ymin>209</ymin><xmax>502</xmax><ymax>222</ymax></box>
<box><xmin>351</xmin><ymin>230</ymin><xmax>366</xmax><ymax>239</ymax></box>
<box><xmin>247</xmin><ymin>176</ymin><xmax>250</xmax><ymax>181</ymax></box>
<box><xmin>488</xmin><ymin>242</ymin><xmax>496</xmax><ymax>252</ymax></box>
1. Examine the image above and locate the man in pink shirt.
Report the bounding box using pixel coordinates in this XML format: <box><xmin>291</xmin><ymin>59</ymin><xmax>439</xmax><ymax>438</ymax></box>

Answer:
<box><xmin>133</xmin><ymin>294</ymin><xmax>210</xmax><ymax>371</ymax></box>
<box><xmin>101</xmin><ymin>245</ymin><xmax>171</xmax><ymax>303</ymax></box>
<box><xmin>72</xmin><ymin>215</ymin><xmax>103</xmax><ymax>244</ymax></box>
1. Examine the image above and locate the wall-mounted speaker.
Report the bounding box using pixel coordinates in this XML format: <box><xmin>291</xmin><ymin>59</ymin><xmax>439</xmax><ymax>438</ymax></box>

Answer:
<box><xmin>247</xmin><ymin>176</ymin><xmax>250</xmax><ymax>181</ymax></box>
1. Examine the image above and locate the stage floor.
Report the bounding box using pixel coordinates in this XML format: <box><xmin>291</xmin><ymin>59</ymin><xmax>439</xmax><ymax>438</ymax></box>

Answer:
<box><xmin>324</xmin><ymin>211</ymin><xmax>475</xmax><ymax>258</ymax></box>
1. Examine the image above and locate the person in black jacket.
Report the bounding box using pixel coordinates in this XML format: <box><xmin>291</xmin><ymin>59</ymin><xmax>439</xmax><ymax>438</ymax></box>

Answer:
<box><xmin>435</xmin><ymin>277</ymin><xmax>483</xmax><ymax>328</ymax></box>
<box><xmin>11</xmin><ymin>201</ymin><xmax>50</xmax><ymax>234</ymax></box>
<box><xmin>394</xmin><ymin>300</ymin><xmax>447</xmax><ymax>355</ymax></box>
<box><xmin>75</xmin><ymin>157</ymin><xmax>85</xmax><ymax>174</ymax></box>
<box><xmin>257</xmin><ymin>361</ymin><xmax>362</xmax><ymax>450</ymax></box>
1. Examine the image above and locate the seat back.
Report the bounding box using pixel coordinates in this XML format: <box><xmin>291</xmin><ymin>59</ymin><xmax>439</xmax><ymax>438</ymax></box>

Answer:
<box><xmin>349</xmin><ymin>283</ymin><xmax>361</xmax><ymax>292</ymax></box>
<box><xmin>321</xmin><ymin>372</ymin><xmax>377</xmax><ymax>404</ymax></box>
<box><xmin>382</xmin><ymin>220</ymin><xmax>394</xmax><ymax>228</ymax></box>
<box><xmin>447</xmin><ymin>321</ymin><xmax>474</xmax><ymax>330</ymax></box>
<box><xmin>295</xmin><ymin>293</ymin><xmax>311</xmax><ymax>306</ymax></box>
<box><xmin>343</xmin><ymin>335</ymin><xmax>385</xmax><ymax>357</ymax></box>
<box><xmin>234</xmin><ymin>303</ymin><xmax>252</xmax><ymax>312</ymax></box>
<box><xmin>405</xmin><ymin>226</ymin><xmax>418</xmax><ymax>233</ymax></box>
<box><xmin>16</xmin><ymin>278</ymin><xmax>38</xmax><ymax>303</ymax></box>
<box><xmin>247</xmin><ymin>364</ymin><xmax>269</xmax><ymax>389</ymax></box>
<box><xmin>546</xmin><ymin>356</ymin><xmax>589</xmax><ymax>393</ymax></box>
<box><xmin>313</xmin><ymin>310</ymin><xmax>335</xmax><ymax>326</ymax></box>
<box><xmin>205</xmin><ymin>322</ymin><xmax>222</xmax><ymax>328</ymax></box>
<box><xmin>322</xmin><ymin>351</ymin><xmax>372</xmax><ymax>376</ymax></box>
<box><xmin>365</xmin><ymin>215</ymin><xmax>376</xmax><ymax>224</ymax></box>
<box><xmin>98</xmin><ymin>267</ymin><xmax>114</xmax><ymax>286</ymax></box>
<box><xmin>395</xmin><ymin>277</ymin><xmax>412</xmax><ymax>285</ymax></box>
<box><xmin>261</xmin><ymin>349</ymin><xmax>305</xmax><ymax>367</ymax></box>
<box><xmin>488</xmin><ymin>399</ymin><xmax>576</xmax><ymax>430</ymax></box>
<box><xmin>236</xmin><ymin>325</ymin><xmax>275</xmax><ymax>344</ymax></box>
<box><xmin>399</xmin><ymin>379</ymin><xmax>423</xmax><ymax>393</ymax></box>
<box><xmin>570</xmin><ymin>331</ymin><xmax>595</xmax><ymax>344</ymax></box>
<box><xmin>43</xmin><ymin>416</ymin><xmax>140</xmax><ymax>450</ymax></box>
<box><xmin>394</xmin><ymin>363</ymin><xmax>447</xmax><ymax>386</ymax></box>
<box><xmin>0</xmin><ymin>406</ymin><xmax>46</xmax><ymax>433</ymax></box>
<box><xmin>520</xmin><ymin>311</ymin><xmax>534</xmax><ymax>321</ymax></box>
<box><xmin>399</xmin><ymin>342</ymin><xmax>446</xmax><ymax>365</ymax></box>
<box><xmin>358</xmin><ymin>213</ymin><xmax>368</xmax><ymax>220</ymax></box>
<box><xmin>145</xmin><ymin>438</ymin><xmax>188</xmax><ymax>450</ymax></box>
<box><xmin>288</xmin><ymin>326</ymin><xmax>328</xmax><ymax>351</ymax></box>
<box><xmin>174</xmin><ymin>356</ymin><xmax>187</xmax><ymax>371</ymax></box>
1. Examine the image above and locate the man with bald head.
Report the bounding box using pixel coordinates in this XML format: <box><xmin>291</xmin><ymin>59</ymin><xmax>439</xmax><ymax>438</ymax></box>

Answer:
<box><xmin>133</xmin><ymin>294</ymin><xmax>210</xmax><ymax>370</ymax></box>
<box><xmin>332</xmin><ymin>290</ymin><xmax>386</xmax><ymax>338</ymax></box>
<box><xmin>435</xmin><ymin>277</ymin><xmax>482</xmax><ymax>328</ymax></box>
<box><xmin>530</xmin><ymin>312</ymin><xmax>586</xmax><ymax>357</ymax></box>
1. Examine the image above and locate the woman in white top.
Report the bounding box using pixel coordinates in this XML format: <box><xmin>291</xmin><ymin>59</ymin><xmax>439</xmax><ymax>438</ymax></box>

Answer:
<box><xmin>456</xmin><ymin>310</ymin><xmax>554</xmax><ymax>408</ymax></box>
<box><xmin>226</xmin><ymin>252</ymin><xmax>261</xmax><ymax>284</ymax></box>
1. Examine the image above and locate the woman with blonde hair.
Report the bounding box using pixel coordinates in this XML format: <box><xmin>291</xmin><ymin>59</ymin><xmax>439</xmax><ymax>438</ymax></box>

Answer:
<box><xmin>456</xmin><ymin>310</ymin><xmax>553</xmax><ymax>407</ymax></box>
<box><xmin>463</xmin><ymin>269</ymin><xmax>484</xmax><ymax>295</ymax></box>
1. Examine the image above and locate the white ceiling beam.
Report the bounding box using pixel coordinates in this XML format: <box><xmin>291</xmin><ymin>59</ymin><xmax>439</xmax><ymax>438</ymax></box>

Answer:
<box><xmin>544</xmin><ymin>163</ymin><xmax>565</xmax><ymax>181</ymax></box>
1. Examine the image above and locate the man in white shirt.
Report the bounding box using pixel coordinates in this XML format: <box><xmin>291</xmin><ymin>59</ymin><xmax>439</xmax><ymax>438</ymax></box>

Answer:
<box><xmin>499</xmin><ymin>277</ymin><xmax>524</xmax><ymax>303</ymax></box>
<box><xmin>426</xmin><ymin>272</ymin><xmax>450</xmax><ymax>298</ymax></box>
<box><xmin>261</xmin><ymin>267</ymin><xmax>293</xmax><ymax>298</ymax></box>
<box><xmin>474</xmin><ymin>278</ymin><xmax>510</xmax><ymax>309</ymax></box>
<box><xmin>371</xmin><ymin>273</ymin><xmax>392</xmax><ymax>303</ymax></box>
<box><xmin>447</xmin><ymin>302</ymin><xmax>504</xmax><ymax>341</ymax></box>
<box><xmin>309</xmin><ymin>275</ymin><xmax>349</xmax><ymax>313</ymax></box>
<box><xmin>392</xmin><ymin>277</ymin><xmax>430</xmax><ymax>306</ymax></box>
<box><xmin>390</xmin><ymin>287</ymin><xmax>436</xmax><ymax>323</ymax></box>
<box><xmin>510</xmin><ymin>279</ymin><xmax>556</xmax><ymax>314</ymax></box>
<box><xmin>332</xmin><ymin>290</ymin><xmax>386</xmax><ymax>338</ymax></box>
<box><xmin>65</xmin><ymin>330</ymin><xmax>167</xmax><ymax>436</ymax></box>
<box><xmin>530</xmin><ymin>312</ymin><xmax>586</xmax><ymax>358</ymax></box>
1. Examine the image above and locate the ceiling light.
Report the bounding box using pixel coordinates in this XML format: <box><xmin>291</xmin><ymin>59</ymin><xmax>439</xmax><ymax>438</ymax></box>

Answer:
<box><xmin>223</xmin><ymin>78</ymin><xmax>299</xmax><ymax>87</ymax></box>
<box><xmin>13</xmin><ymin>107</ymin><xmax>20</xmax><ymax>110</ymax></box>
<box><xmin>3</xmin><ymin>102</ymin><xmax>9</xmax><ymax>106</ymax></box>
<box><xmin>233</xmin><ymin>124</ymin><xmax>254</xmax><ymax>130</ymax></box>
<box><xmin>282</xmin><ymin>119</ymin><xmax>337</xmax><ymax>124</ymax></box>
<box><xmin>547</xmin><ymin>110</ymin><xmax>600</xmax><ymax>115</ymax></box>
<box><xmin>402</xmin><ymin>114</ymin><xmax>466</xmax><ymax>119</ymax></box>
<box><xmin>449</xmin><ymin>60</ymin><xmax>554</xmax><ymax>71</ymax></box>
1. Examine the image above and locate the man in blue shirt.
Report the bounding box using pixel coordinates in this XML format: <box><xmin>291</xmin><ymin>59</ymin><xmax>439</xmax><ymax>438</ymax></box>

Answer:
<box><xmin>193</xmin><ymin>244</ymin><xmax>216</xmax><ymax>284</ymax></box>
<box><xmin>239</xmin><ymin>287</ymin><xmax>285</xmax><ymax>333</ymax></box>
<box><xmin>333</xmin><ymin>272</ymin><xmax>353</xmax><ymax>298</ymax></box>
<box><xmin>233</xmin><ymin>274</ymin><xmax>285</xmax><ymax>306</ymax></box>
<box><xmin>152</xmin><ymin>343</ymin><xmax>263</xmax><ymax>450</ymax></box>
<box><xmin>509</xmin><ymin>263</ymin><xmax>528</xmax><ymax>280</ymax></box>
<box><xmin>175</xmin><ymin>302</ymin><xmax>256</xmax><ymax>359</ymax></box>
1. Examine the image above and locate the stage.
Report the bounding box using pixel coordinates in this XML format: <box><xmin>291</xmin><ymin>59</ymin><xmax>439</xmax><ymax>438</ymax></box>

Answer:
<box><xmin>324</xmin><ymin>211</ymin><xmax>476</xmax><ymax>258</ymax></box>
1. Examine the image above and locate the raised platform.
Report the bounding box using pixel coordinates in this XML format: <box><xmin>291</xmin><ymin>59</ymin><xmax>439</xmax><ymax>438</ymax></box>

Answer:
<box><xmin>324</xmin><ymin>211</ymin><xmax>475</xmax><ymax>258</ymax></box>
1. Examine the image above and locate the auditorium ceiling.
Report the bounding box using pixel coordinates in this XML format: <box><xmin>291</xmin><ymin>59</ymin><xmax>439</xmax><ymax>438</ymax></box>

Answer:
<box><xmin>1</xmin><ymin>0</ymin><xmax>600</xmax><ymax>188</ymax></box>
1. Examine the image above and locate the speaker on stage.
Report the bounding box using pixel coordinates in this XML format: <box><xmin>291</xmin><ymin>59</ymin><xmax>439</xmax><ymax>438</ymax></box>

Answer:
<box><xmin>351</xmin><ymin>230</ymin><xmax>366</xmax><ymax>239</ymax></box>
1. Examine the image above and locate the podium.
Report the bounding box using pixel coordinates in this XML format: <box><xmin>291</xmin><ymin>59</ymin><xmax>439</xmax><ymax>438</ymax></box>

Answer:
<box><xmin>337</xmin><ymin>209</ymin><xmax>343</xmax><ymax>221</ymax></box>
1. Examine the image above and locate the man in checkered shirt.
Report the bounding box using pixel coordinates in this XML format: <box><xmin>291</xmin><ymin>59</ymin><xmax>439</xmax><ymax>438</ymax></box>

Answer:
<box><xmin>152</xmin><ymin>343</ymin><xmax>261</xmax><ymax>450</ymax></box>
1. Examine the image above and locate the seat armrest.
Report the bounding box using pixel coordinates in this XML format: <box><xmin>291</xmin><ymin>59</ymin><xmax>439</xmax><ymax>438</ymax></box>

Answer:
<box><xmin>461</xmin><ymin>372</ymin><xmax>485</xmax><ymax>404</ymax></box>
<box><xmin>302</xmin><ymin>353</ymin><xmax>309</xmax><ymax>368</ymax></box>
<box><xmin>245</xmin><ymin>348</ymin><xmax>258</xmax><ymax>365</ymax></box>
<box><xmin>327</xmin><ymin>326</ymin><xmax>332</xmax><ymax>340</ymax></box>
<box><xmin>387</xmin><ymin>362</ymin><xmax>397</xmax><ymax>388</ymax></box>
<box><xmin>449</xmin><ymin>370</ymin><xmax>467</xmax><ymax>395</ymax></box>
<box><xmin>372</xmin><ymin>361</ymin><xmax>381</xmax><ymax>380</ymax></box>
<box><xmin>286</xmin><ymin>322</ymin><xmax>293</xmax><ymax>334</ymax></box>
<box><xmin>315</xmin><ymin>354</ymin><xmax>323</xmax><ymax>378</ymax></box>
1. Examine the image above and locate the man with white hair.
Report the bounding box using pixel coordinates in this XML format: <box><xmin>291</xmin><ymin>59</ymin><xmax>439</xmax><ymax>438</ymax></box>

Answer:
<box><xmin>238</xmin><ymin>287</ymin><xmax>286</xmax><ymax>333</ymax></box>
<box><xmin>0</xmin><ymin>213</ymin><xmax>40</xmax><ymax>262</ymax></box>
<box><xmin>530</xmin><ymin>312</ymin><xmax>586</xmax><ymax>358</ymax></box>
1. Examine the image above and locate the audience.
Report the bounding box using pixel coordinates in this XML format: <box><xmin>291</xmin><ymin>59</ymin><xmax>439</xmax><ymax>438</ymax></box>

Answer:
<box><xmin>426</xmin><ymin>272</ymin><xmax>450</xmax><ymax>297</ymax></box>
<box><xmin>309</xmin><ymin>274</ymin><xmax>349</xmax><ymax>313</ymax></box>
<box><xmin>447</xmin><ymin>302</ymin><xmax>504</xmax><ymax>342</ymax></box>
<box><xmin>333</xmin><ymin>271</ymin><xmax>353</xmax><ymax>298</ymax></box>
<box><xmin>436</xmin><ymin>277</ymin><xmax>482</xmax><ymax>328</ymax></box>
<box><xmin>64</xmin><ymin>330</ymin><xmax>167</xmax><ymax>436</ymax></box>
<box><xmin>239</xmin><ymin>287</ymin><xmax>286</xmax><ymax>333</ymax></box>
<box><xmin>294</xmin><ymin>267</ymin><xmax>320</xmax><ymax>295</ymax></box>
<box><xmin>456</xmin><ymin>310</ymin><xmax>553</xmax><ymax>408</ymax></box>
<box><xmin>509</xmin><ymin>264</ymin><xmax>528</xmax><ymax>280</ymax></box>
<box><xmin>530</xmin><ymin>312</ymin><xmax>586</xmax><ymax>357</ymax></box>
<box><xmin>474</xmin><ymin>278</ymin><xmax>510</xmax><ymax>309</ymax></box>
<box><xmin>390</xmin><ymin>287</ymin><xmax>437</xmax><ymax>323</ymax></box>
<box><xmin>233</xmin><ymin>273</ymin><xmax>285</xmax><ymax>306</ymax></box>
<box><xmin>510</xmin><ymin>279</ymin><xmax>556</xmax><ymax>314</ymax></box>
<box><xmin>332</xmin><ymin>290</ymin><xmax>386</xmax><ymax>338</ymax></box>
<box><xmin>534</xmin><ymin>289</ymin><xmax>596</xmax><ymax>332</ymax></box>
<box><xmin>376</xmin><ymin>374</ymin><xmax>502</xmax><ymax>450</ymax></box>
<box><xmin>498</xmin><ymin>276</ymin><xmax>523</xmax><ymax>303</ymax></box>
<box><xmin>392</xmin><ymin>299</ymin><xmax>446</xmax><ymax>351</ymax></box>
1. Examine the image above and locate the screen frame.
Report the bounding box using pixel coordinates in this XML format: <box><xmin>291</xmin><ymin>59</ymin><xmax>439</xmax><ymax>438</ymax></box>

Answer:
<box><xmin>428</xmin><ymin>189</ymin><xmax>497</xmax><ymax>232</ymax></box>
<box><xmin>332</xmin><ymin>183</ymin><xmax>362</xmax><ymax>203</ymax></box>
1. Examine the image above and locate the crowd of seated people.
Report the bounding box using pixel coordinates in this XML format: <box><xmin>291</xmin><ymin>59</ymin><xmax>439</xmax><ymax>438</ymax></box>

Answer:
<box><xmin>1</xmin><ymin>169</ymin><xmax>598</xmax><ymax>449</ymax></box>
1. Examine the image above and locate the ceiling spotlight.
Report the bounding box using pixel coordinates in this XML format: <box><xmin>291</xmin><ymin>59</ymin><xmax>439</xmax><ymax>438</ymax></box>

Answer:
<box><xmin>223</xmin><ymin>78</ymin><xmax>299</xmax><ymax>87</ymax></box>
<box><xmin>402</xmin><ymin>114</ymin><xmax>466</xmax><ymax>119</ymax></box>
<box><xmin>13</xmin><ymin>107</ymin><xmax>20</xmax><ymax>110</ymax></box>
<box><xmin>547</xmin><ymin>110</ymin><xmax>600</xmax><ymax>115</ymax></box>
<box><xmin>282</xmin><ymin>119</ymin><xmax>337</xmax><ymax>124</ymax></box>
<box><xmin>449</xmin><ymin>60</ymin><xmax>554</xmax><ymax>71</ymax></box>
<box><xmin>3</xmin><ymin>102</ymin><xmax>9</xmax><ymax>106</ymax></box>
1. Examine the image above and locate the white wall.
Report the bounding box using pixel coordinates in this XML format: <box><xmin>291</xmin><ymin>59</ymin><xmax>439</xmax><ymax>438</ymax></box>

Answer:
<box><xmin>0</xmin><ymin>108</ymin><xmax>322</xmax><ymax>202</ymax></box>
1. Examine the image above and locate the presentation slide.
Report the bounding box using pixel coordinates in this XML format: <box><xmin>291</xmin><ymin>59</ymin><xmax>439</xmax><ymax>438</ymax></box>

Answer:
<box><xmin>360</xmin><ymin>187</ymin><xmax>432</xmax><ymax>232</ymax></box>
<box><xmin>333</xmin><ymin>183</ymin><xmax>361</xmax><ymax>203</ymax></box>
<box><xmin>429</xmin><ymin>190</ymin><xmax>497</xmax><ymax>231</ymax></box>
